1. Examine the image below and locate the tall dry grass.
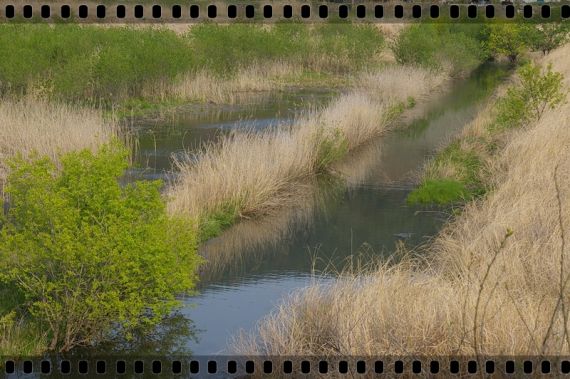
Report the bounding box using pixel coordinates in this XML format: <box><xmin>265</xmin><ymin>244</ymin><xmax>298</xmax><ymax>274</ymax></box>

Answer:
<box><xmin>167</xmin><ymin>62</ymin><xmax>301</xmax><ymax>105</ymax></box>
<box><xmin>0</xmin><ymin>97</ymin><xmax>117</xmax><ymax>186</ymax></box>
<box><xmin>167</xmin><ymin>66</ymin><xmax>444</xmax><ymax>222</ymax></box>
<box><xmin>234</xmin><ymin>44</ymin><xmax>570</xmax><ymax>357</ymax></box>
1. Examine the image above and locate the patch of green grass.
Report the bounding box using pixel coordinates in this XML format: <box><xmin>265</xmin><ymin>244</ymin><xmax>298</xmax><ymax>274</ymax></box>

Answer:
<box><xmin>432</xmin><ymin>142</ymin><xmax>484</xmax><ymax>190</ymax></box>
<box><xmin>407</xmin><ymin>179</ymin><xmax>472</xmax><ymax>205</ymax></box>
<box><xmin>315</xmin><ymin>128</ymin><xmax>349</xmax><ymax>172</ymax></box>
<box><xmin>110</xmin><ymin>97</ymin><xmax>187</xmax><ymax>119</ymax></box>
<box><xmin>198</xmin><ymin>204</ymin><xmax>240</xmax><ymax>242</ymax></box>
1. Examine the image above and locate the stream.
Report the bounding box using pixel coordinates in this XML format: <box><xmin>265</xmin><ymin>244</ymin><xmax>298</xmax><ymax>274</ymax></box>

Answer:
<box><xmin>119</xmin><ymin>63</ymin><xmax>509</xmax><ymax>356</ymax></box>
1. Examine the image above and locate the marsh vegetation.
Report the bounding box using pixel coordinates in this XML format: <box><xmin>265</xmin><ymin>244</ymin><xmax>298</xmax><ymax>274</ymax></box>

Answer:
<box><xmin>1</xmin><ymin>21</ymin><xmax>565</xmax><ymax>359</ymax></box>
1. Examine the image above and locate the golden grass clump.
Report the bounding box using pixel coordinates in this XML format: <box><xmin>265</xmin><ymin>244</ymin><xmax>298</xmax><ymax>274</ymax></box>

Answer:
<box><xmin>234</xmin><ymin>44</ymin><xmax>570</xmax><ymax>356</ymax></box>
<box><xmin>167</xmin><ymin>66</ymin><xmax>442</xmax><ymax>223</ymax></box>
<box><xmin>0</xmin><ymin>97</ymin><xmax>117</xmax><ymax>184</ymax></box>
<box><xmin>170</xmin><ymin>62</ymin><xmax>301</xmax><ymax>104</ymax></box>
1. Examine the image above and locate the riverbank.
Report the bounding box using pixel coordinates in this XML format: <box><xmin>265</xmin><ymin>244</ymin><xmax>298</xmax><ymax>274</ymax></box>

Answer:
<box><xmin>0</xmin><ymin>23</ymin><xmax>492</xmax><ymax>356</ymax></box>
<box><xmin>236</xmin><ymin>43</ymin><xmax>570</xmax><ymax>356</ymax></box>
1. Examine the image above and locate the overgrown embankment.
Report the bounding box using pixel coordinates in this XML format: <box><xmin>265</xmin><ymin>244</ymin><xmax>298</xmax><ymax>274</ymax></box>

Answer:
<box><xmin>408</xmin><ymin>60</ymin><xmax>565</xmax><ymax>205</ymax></box>
<box><xmin>236</xmin><ymin>43</ymin><xmax>570</xmax><ymax>357</ymax></box>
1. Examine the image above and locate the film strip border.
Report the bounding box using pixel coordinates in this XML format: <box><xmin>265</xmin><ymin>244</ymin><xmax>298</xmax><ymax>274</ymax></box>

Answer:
<box><xmin>1</xmin><ymin>2</ymin><xmax>570</xmax><ymax>22</ymax></box>
<box><xmin>4</xmin><ymin>357</ymin><xmax>570</xmax><ymax>376</ymax></box>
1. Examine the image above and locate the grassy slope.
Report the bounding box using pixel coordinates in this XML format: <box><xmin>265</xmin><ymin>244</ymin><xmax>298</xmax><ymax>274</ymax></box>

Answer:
<box><xmin>236</xmin><ymin>43</ymin><xmax>570</xmax><ymax>356</ymax></box>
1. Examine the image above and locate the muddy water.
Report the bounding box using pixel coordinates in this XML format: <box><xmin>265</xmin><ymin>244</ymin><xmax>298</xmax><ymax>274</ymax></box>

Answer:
<box><xmin>127</xmin><ymin>64</ymin><xmax>509</xmax><ymax>355</ymax></box>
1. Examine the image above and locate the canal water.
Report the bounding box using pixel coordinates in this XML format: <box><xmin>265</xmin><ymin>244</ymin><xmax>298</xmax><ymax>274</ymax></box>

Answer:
<box><xmin>120</xmin><ymin>63</ymin><xmax>509</xmax><ymax>355</ymax></box>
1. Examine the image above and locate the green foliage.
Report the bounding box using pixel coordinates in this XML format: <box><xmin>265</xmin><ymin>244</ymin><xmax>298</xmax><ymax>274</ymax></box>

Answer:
<box><xmin>496</xmin><ymin>62</ymin><xmax>566</xmax><ymax>129</ymax></box>
<box><xmin>392</xmin><ymin>24</ymin><xmax>487</xmax><ymax>75</ymax></box>
<box><xmin>409</xmin><ymin>140</ymin><xmax>486</xmax><ymax>205</ymax></box>
<box><xmin>0</xmin><ymin>25</ymin><xmax>195</xmax><ymax>102</ymax></box>
<box><xmin>0</xmin><ymin>143</ymin><xmax>202</xmax><ymax>352</ymax></box>
<box><xmin>187</xmin><ymin>23</ymin><xmax>384</xmax><ymax>74</ymax></box>
<box><xmin>433</xmin><ymin>142</ymin><xmax>484</xmax><ymax>190</ymax></box>
<box><xmin>485</xmin><ymin>24</ymin><xmax>528</xmax><ymax>63</ymax></box>
<box><xmin>523</xmin><ymin>23</ymin><xmax>570</xmax><ymax>56</ymax></box>
<box><xmin>407</xmin><ymin>179</ymin><xmax>472</xmax><ymax>205</ymax></box>
<box><xmin>0</xmin><ymin>23</ymin><xmax>384</xmax><ymax>103</ymax></box>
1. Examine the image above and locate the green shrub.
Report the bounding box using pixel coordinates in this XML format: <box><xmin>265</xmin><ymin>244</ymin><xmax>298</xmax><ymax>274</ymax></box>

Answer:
<box><xmin>0</xmin><ymin>25</ymin><xmax>195</xmax><ymax>102</ymax></box>
<box><xmin>0</xmin><ymin>23</ymin><xmax>384</xmax><ymax>103</ymax></box>
<box><xmin>186</xmin><ymin>23</ymin><xmax>384</xmax><ymax>74</ymax></box>
<box><xmin>523</xmin><ymin>23</ymin><xmax>570</xmax><ymax>56</ymax></box>
<box><xmin>496</xmin><ymin>62</ymin><xmax>566</xmax><ymax>129</ymax></box>
<box><xmin>0</xmin><ymin>142</ymin><xmax>202</xmax><ymax>352</ymax></box>
<box><xmin>485</xmin><ymin>24</ymin><xmax>528</xmax><ymax>63</ymax></box>
<box><xmin>407</xmin><ymin>179</ymin><xmax>472</xmax><ymax>205</ymax></box>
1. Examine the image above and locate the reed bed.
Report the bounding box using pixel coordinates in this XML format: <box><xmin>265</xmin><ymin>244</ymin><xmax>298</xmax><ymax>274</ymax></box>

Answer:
<box><xmin>170</xmin><ymin>62</ymin><xmax>301</xmax><ymax>104</ymax></box>
<box><xmin>0</xmin><ymin>97</ymin><xmax>117</xmax><ymax>186</ymax></box>
<box><xmin>234</xmin><ymin>44</ymin><xmax>570</xmax><ymax>356</ymax></box>
<box><xmin>167</xmin><ymin>66</ymin><xmax>444</xmax><ymax>224</ymax></box>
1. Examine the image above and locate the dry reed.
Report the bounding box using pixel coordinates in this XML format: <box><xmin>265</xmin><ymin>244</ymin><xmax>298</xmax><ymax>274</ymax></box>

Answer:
<box><xmin>0</xmin><ymin>97</ymin><xmax>117</xmax><ymax>186</ymax></box>
<box><xmin>234</xmin><ymin>44</ymin><xmax>570</xmax><ymax>357</ymax></box>
<box><xmin>170</xmin><ymin>62</ymin><xmax>301</xmax><ymax>105</ymax></box>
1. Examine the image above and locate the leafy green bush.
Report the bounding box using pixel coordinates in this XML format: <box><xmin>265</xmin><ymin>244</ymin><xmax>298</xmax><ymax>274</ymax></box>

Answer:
<box><xmin>0</xmin><ymin>23</ymin><xmax>384</xmax><ymax>103</ymax></box>
<box><xmin>485</xmin><ymin>24</ymin><xmax>528</xmax><ymax>63</ymax></box>
<box><xmin>187</xmin><ymin>23</ymin><xmax>384</xmax><ymax>74</ymax></box>
<box><xmin>496</xmin><ymin>62</ymin><xmax>566</xmax><ymax>129</ymax></box>
<box><xmin>523</xmin><ymin>23</ymin><xmax>570</xmax><ymax>56</ymax></box>
<box><xmin>0</xmin><ymin>142</ymin><xmax>202</xmax><ymax>352</ymax></box>
<box><xmin>0</xmin><ymin>25</ymin><xmax>195</xmax><ymax>102</ymax></box>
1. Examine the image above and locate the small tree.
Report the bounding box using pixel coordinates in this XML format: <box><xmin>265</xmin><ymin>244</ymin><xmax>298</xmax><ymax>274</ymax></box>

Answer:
<box><xmin>524</xmin><ymin>23</ymin><xmax>570</xmax><ymax>56</ymax></box>
<box><xmin>0</xmin><ymin>142</ymin><xmax>202</xmax><ymax>352</ymax></box>
<box><xmin>496</xmin><ymin>63</ymin><xmax>566</xmax><ymax>128</ymax></box>
<box><xmin>486</xmin><ymin>24</ymin><xmax>528</xmax><ymax>63</ymax></box>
